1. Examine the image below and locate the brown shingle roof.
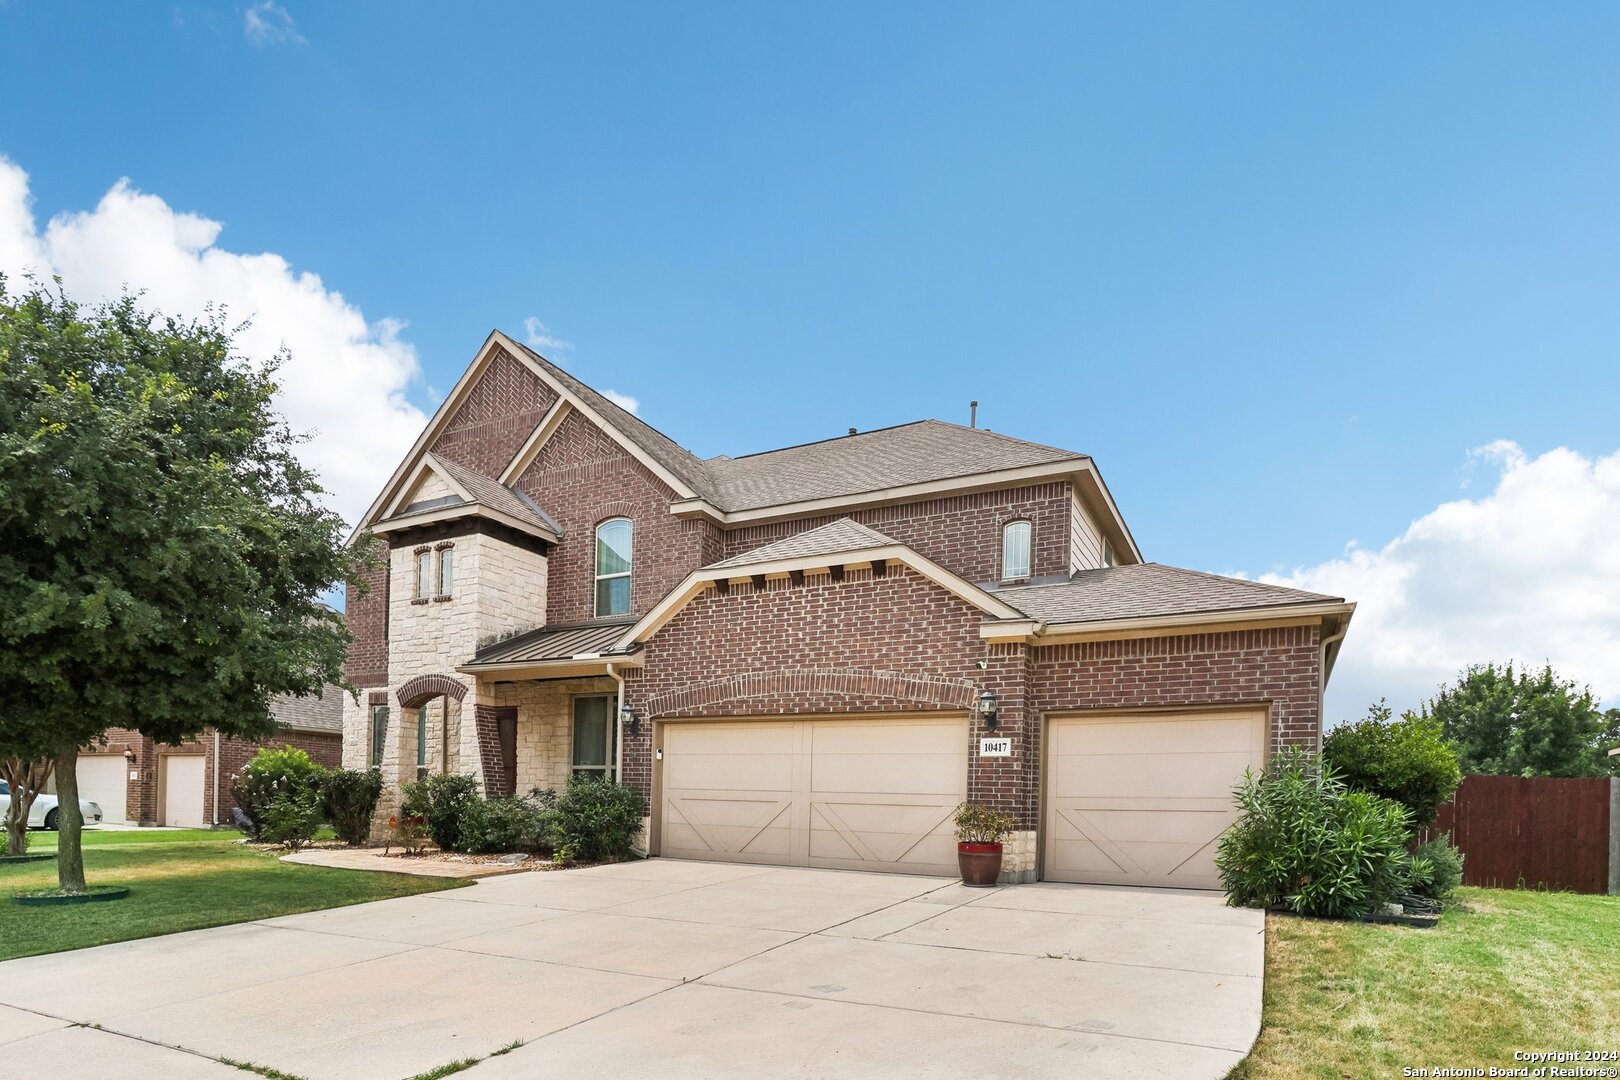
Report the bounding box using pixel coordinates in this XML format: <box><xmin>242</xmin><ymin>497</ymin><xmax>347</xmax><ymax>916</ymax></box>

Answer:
<box><xmin>466</xmin><ymin>618</ymin><xmax>638</xmax><ymax>667</ymax></box>
<box><xmin>997</xmin><ymin>564</ymin><xmax>1341</xmax><ymax>625</ymax></box>
<box><xmin>427</xmin><ymin>454</ymin><xmax>563</xmax><ymax>535</ymax></box>
<box><xmin>270</xmin><ymin>685</ymin><xmax>344</xmax><ymax>735</ymax></box>
<box><xmin>702</xmin><ymin>420</ymin><xmax>1084</xmax><ymax>511</ymax></box>
<box><xmin>706</xmin><ymin>518</ymin><xmax>898</xmax><ymax>569</ymax></box>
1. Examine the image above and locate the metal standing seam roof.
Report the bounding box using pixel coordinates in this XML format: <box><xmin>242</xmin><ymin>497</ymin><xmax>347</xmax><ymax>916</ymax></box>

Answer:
<box><xmin>467</xmin><ymin>619</ymin><xmax>638</xmax><ymax>667</ymax></box>
<box><xmin>705</xmin><ymin>518</ymin><xmax>900</xmax><ymax>569</ymax></box>
<box><xmin>994</xmin><ymin>563</ymin><xmax>1343</xmax><ymax>625</ymax></box>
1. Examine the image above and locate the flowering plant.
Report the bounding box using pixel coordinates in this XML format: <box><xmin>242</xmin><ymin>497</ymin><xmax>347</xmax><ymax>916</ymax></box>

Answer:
<box><xmin>386</xmin><ymin>813</ymin><xmax>428</xmax><ymax>855</ymax></box>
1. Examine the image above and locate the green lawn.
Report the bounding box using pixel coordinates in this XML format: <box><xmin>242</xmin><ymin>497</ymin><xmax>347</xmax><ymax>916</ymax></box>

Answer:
<box><xmin>0</xmin><ymin>829</ymin><xmax>465</xmax><ymax>961</ymax></box>
<box><xmin>1231</xmin><ymin>887</ymin><xmax>1620</xmax><ymax>1079</ymax></box>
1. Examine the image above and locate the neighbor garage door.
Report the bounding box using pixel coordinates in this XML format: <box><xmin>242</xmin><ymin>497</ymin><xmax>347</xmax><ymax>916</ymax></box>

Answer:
<box><xmin>1043</xmin><ymin>709</ymin><xmax>1265</xmax><ymax>890</ymax></box>
<box><xmin>161</xmin><ymin>754</ymin><xmax>207</xmax><ymax>828</ymax></box>
<box><xmin>659</xmin><ymin>714</ymin><xmax>967</xmax><ymax>876</ymax></box>
<box><xmin>76</xmin><ymin>755</ymin><xmax>129</xmax><ymax>825</ymax></box>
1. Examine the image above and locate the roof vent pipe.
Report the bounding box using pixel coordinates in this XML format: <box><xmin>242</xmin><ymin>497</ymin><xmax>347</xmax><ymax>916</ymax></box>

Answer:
<box><xmin>970</xmin><ymin>401</ymin><xmax>978</xmax><ymax>429</ymax></box>
<box><xmin>848</xmin><ymin>427</ymin><xmax>857</xmax><ymax>436</ymax></box>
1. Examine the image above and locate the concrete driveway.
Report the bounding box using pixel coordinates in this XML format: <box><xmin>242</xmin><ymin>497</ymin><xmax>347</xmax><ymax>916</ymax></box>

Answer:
<box><xmin>0</xmin><ymin>859</ymin><xmax>1264</xmax><ymax>1080</ymax></box>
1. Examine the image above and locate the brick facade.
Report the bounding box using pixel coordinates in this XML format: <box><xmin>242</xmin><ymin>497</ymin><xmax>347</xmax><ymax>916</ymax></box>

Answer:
<box><xmin>430</xmin><ymin>347</ymin><xmax>559</xmax><ymax>477</ymax></box>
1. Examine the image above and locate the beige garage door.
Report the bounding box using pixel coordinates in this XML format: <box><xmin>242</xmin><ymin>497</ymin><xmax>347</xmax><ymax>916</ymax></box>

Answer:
<box><xmin>1044</xmin><ymin>709</ymin><xmax>1265</xmax><ymax>890</ymax></box>
<box><xmin>77</xmin><ymin>755</ymin><xmax>129</xmax><ymax>824</ymax></box>
<box><xmin>161</xmin><ymin>755</ymin><xmax>207</xmax><ymax>828</ymax></box>
<box><xmin>660</xmin><ymin>714</ymin><xmax>967</xmax><ymax>876</ymax></box>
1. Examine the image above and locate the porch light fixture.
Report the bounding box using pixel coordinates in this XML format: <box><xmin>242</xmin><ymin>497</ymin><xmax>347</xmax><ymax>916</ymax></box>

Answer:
<box><xmin>122</xmin><ymin>748</ymin><xmax>137</xmax><ymax>763</ymax></box>
<box><xmin>976</xmin><ymin>689</ymin><xmax>1000</xmax><ymax>731</ymax></box>
<box><xmin>620</xmin><ymin>703</ymin><xmax>640</xmax><ymax>738</ymax></box>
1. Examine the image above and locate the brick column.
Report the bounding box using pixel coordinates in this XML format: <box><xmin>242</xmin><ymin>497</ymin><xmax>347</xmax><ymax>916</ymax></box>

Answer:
<box><xmin>474</xmin><ymin>705</ymin><xmax>517</xmax><ymax>797</ymax></box>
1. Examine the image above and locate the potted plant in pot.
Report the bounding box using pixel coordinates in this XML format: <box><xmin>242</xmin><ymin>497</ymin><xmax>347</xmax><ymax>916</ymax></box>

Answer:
<box><xmin>954</xmin><ymin>802</ymin><xmax>1015</xmax><ymax>887</ymax></box>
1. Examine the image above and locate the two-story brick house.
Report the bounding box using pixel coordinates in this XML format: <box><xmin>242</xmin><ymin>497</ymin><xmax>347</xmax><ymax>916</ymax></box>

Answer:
<box><xmin>342</xmin><ymin>330</ymin><xmax>1353</xmax><ymax>887</ymax></box>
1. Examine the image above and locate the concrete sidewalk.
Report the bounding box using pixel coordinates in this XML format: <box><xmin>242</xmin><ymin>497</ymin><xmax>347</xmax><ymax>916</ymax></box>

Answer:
<box><xmin>0</xmin><ymin>859</ymin><xmax>1264</xmax><ymax>1080</ymax></box>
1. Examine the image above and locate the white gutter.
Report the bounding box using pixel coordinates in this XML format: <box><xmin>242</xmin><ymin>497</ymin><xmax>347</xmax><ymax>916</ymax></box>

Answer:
<box><xmin>1317</xmin><ymin>618</ymin><xmax>1351</xmax><ymax>751</ymax></box>
<box><xmin>211</xmin><ymin>730</ymin><xmax>221</xmax><ymax>826</ymax></box>
<box><xmin>606</xmin><ymin>663</ymin><xmax>626</xmax><ymax>784</ymax></box>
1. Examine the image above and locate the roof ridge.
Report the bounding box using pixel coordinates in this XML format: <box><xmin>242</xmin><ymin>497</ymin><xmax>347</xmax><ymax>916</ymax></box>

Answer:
<box><xmin>918</xmin><ymin>417</ymin><xmax>1087</xmax><ymax>460</ymax></box>
<box><xmin>723</xmin><ymin>420</ymin><xmax>934</xmax><ymax>462</ymax></box>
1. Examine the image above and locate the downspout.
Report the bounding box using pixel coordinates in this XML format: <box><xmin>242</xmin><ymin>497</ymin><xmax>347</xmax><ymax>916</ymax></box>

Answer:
<box><xmin>211</xmin><ymin>729</ymin><xmax>221</xmax><ymax>827</ymax></box>
<box><xmin>606</xmin><ymin>663</ymin><xmax>625</xmax><ymax>783</ymax></box>
<box><xmin>1317</xmin><ymin>619</ymin><xmax>1350</xmax><ymax>751</ymax></box>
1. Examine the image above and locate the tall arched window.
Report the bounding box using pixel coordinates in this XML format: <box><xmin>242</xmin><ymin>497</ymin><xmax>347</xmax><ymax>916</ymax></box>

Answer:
<box><xmin>1002</xmin><ymin>520</ymin><xmax>1031</xmax><ymax>581</ymax></box>
<box><xmin>595</xmin><ymin>517</ymin><xmax>634</xmax><ymax>616</ymax></box>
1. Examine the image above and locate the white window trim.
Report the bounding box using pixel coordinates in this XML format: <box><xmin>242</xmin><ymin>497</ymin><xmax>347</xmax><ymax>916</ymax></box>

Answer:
<box><xmin>594</xmin><ymin>518</ymin><xmax>634</xmax><ymax>618</ymax></box>
<box><xmin>436</xmin><ymin>545</ymin><xmax>455</xmax><ymax>598</ymax></box>
<box><xmin>370</xmin><ymin>705</ymin><xmax>389</xmax><ymax>768</ymax></box>
<box><xmin>1001</xmin><ymin>520</ymin><xmax>1032</xmax><ymax>581</ymax></box>
<box><xmin>571</xmin><ymin>694</ymin><xmax>617</xmax><ymax>780</ymax></box>
<box><xmin>414</xmin><ymin>548</ymin><xmax>432</xmax><ymax>599</ymax></box>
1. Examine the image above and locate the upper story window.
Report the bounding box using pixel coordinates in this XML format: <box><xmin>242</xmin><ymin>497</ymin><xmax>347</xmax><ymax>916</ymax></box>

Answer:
<box><xmin>437</xmin><ymin>545</ymin><xmax>455</xmax><ymax>597</ymax></box>
<box><xmin>414</xmin><ymin>548</ymin><xmax>433</xmax><ymax>599</ymax></box>
<box><xmin>1103</xmin><ymin>538</ymin><xmax>1116</xmax><ymax>568</ymax></box>
<box><xmin>595</xmin><ymin>518</ymin><xmax>633</xmax><ymax>616</ymax></box>
<box><xmin>1001</xmin><ymin>520</ymin><xmax>1032</xmax><ymax>581</ymax></box>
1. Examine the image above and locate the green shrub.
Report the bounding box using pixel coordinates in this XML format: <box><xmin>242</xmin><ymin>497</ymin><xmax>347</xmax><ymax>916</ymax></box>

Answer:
<box><xmin>1406</xmin><ymin>833</ymin><xmax>1465</xmax><ymax>907</ymax></box>
<box><xmin>1216</xmin><ymin>748</ymin><xmax>1413</xmax><ymax>918</ymax></box>
<box><xmin>459</xmin><ymin>795</ymin><xmax>546</xmax><ymax>854</ymax></box>
<box><xmin>322</xmin><ymin>768</ymin><xmax>384</xmax><ymax>846</ymax></box>
<box><xmin>260</xmin><ymin>792</ymin><xmax>323</xmax><ymax>850</ymax></box>
<box><xmin>1323</xmin><ymin>700</ymin><xmax>1462</xmax><ymax>830</ymax></box>
<box><xmin>953</xmin><ymin>802</ymin><xmax>1016</xmax><ymax>844</ymax></box>
<box><xmin>542</xmin><ymin>775</ymin><xmax>647</xmax><ymax>864</ymax></box>
<box><xmin>400</xmin><ymin>773</ymin><xmax>478</xmax><ymax>852</ymax></box>
<box><xmin>231</xmin><ymin>747</ymin><xmax>331</xmax><ymax>841</ymax></box>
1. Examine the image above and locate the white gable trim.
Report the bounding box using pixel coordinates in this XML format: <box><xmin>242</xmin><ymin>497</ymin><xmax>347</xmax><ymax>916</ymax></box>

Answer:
<box><xmin>618</xmin><ymin>542</ymin><xmax>1025</xmax><ymax>648</ymax></box>
<box><xmin>497</xmin><ymin>398</ymin><xmax>573</xmax><ymax>486</ymax></box>
<box><xmin>382</xmin><ymin>453</ymin><xmax>473</xmax><ymax>520</ymax></box>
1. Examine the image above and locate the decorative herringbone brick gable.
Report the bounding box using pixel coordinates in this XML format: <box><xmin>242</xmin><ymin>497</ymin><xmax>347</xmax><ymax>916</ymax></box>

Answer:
<box><xmin>430</xmin><ymin>347</ymin><xmax>558</xmax><ymax>477</ymax></box>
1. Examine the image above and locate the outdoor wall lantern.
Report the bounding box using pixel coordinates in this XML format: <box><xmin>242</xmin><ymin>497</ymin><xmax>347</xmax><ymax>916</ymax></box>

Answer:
<box><xmin>620</xmin><ymin>704</ymin><xmax>641</xmax><ymax>738</ymax></box>
<box><xmin>122</xmin><ymin>748</ymin><xmax>137</xmax><ymax>763</ymax></box>
<box><xmin>976</xmin><ymin>689</ymin><xmax>1000</xmax><ymax>731</ymax></box>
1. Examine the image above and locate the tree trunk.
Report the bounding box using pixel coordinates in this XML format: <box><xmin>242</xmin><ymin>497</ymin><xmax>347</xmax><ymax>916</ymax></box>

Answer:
<box><xmin>1</xmin><ymin>757</ymin><xmax>53</xmax><ymax>858</ymax></box>
<box><xmin>55</xmin><ymin>745</ymin><xmax>86</xmax><ymax>893</ymax></box>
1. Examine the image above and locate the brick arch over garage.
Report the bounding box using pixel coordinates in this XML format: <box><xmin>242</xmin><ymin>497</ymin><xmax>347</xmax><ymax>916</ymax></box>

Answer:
<box><xmin>642</xmin><ymin>668</ymin><xmax>980</xmax><ymax>719</ymax></box>
<box><xmin>397</xmin><ymin>673</ymin><xmax>468</xmax><ymax>710</ymax></box>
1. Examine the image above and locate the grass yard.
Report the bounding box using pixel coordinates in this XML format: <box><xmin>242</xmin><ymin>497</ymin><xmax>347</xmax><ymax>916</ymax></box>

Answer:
<box><xmin>1232</xmin><ymin>887</ymin><xmax>1620</xmax><ymax>1079</ymax></box>
<box><xmin>0</xmin><ymin>829</ymin><xmax>465</xmax><ymax>961</ymax></box>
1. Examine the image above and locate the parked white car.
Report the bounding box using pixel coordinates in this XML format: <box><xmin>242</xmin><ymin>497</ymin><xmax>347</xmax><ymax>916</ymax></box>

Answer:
<box><xmin>0</xmin><ymin>780</ymin><xmax>103</xmax><ymax>830</ymax></box>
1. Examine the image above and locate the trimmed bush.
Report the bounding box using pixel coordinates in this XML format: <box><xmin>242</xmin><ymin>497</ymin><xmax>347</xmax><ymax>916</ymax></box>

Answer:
<box><xmin>543</xmin><ymin>775</ymin><xmax>647</xmax><ymax>864</ymax></box>
<box><xmin>1407</xmin><ymin>833</ymin><xmax>1465</xmax><ymax>907</ymax></box>
<box><xmin>1216</xmin><ymin>748</ymin><xmax>1412</xmax><ymax>918</ymax></box>
<box><xmin>260</xmin><ymin>792</ymin><xmax>323</xmax><ymax>850</ymax></box>
<box><xmin>459</xmin><ymin>795</ymin><xmax>546</xmax><ymax>854</ymax></box>
<box><xmin>231</xmin><ymin>747</ymin><xmax>330</xmax><ymax>841</ymax></box>
<box><xmin>322</xmin><ymin>768</ymin><xmax>384</xmax><ymax>846</ymax></box>
<box><xmin>1323</xmin><ymin>701</ymin><xmax>1462</xmax><ymax>830</ymax></box>
<box><xmin>400</xmin><ymin>773</ymin><xmax>478</xmax><ymax>852</ymax></box>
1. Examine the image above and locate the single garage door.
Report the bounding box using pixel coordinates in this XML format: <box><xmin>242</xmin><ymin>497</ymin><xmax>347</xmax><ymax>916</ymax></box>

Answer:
<box><xmin>660</xmin><ymin>714</ymin><xmax>967</xmax><ymax>876</ymax></box>
<box><xmin>76</xmin><ymin>755</ymin><xmax>130</xmax><ymax>825</ymax></box>
<box><xmin>161</xmin><ymin>754</ymin><xmax>207</xmax><ymax>828</ymax></box>
<box><xmin>1044</xmin><ymin>709</ymin><xmax>1265</xmax><ymax>890</ymax></box>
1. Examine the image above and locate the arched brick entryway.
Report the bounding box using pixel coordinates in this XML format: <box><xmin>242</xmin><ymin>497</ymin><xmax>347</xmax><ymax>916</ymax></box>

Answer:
<box><xmin>397</xmin><ymin>673</ymin><xmax>467</xmax><ymax>710</ymax></box>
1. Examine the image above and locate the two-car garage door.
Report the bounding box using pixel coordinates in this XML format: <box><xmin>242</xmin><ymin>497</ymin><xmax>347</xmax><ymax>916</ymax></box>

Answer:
<box><xmin>659</xmin><ymin>715</ymin><xmax>967</xmax><ymax>876</ymax></box>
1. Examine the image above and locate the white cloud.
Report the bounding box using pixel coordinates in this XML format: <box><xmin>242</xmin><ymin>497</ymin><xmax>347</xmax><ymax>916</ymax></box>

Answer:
<box><xmin>601</xmin><ymin>389</ymin><xmax>640</xmax><ymax>415</ymax></box>
<box><xmin>522</xmin><ymin>316</ymin><xmax>571</xmax><ymax>354</ymax></box>
<box><xmin>0</xmin><ymin>155</ymin><xmax>425</xmax><ymax>526</ymax></box>
<box><xmin>243</xmin><ymin>1</ymin><xmax>304</xmax><ymax>46</ymax></box>
<box><xmin>1264</xmin><ymin>442</ymin><xmax>1620</xmax><ymax>722</ymax></box>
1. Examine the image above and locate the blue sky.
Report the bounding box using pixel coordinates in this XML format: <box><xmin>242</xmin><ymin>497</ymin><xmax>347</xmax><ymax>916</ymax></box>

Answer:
<box><xmin>3</xmin><ymin>3</ymin><xmax>1619</xmax><ymax>718</ymax></box>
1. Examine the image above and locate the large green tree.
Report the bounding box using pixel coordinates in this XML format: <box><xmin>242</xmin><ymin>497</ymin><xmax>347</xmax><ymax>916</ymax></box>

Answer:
<box><xmin>1422</xmin><ymin>662</ymin><xmax>1614</xmax><ymax>778</ymax></box>
<box><xmin>1323</xmin><ymin>700</ymin><xmax>1462</xmax><ymax>829</ymax></box>
<box><xmin>0</xmin><ymin>281</ymin><xmax>371</xmax><ymax>892</ymax></box>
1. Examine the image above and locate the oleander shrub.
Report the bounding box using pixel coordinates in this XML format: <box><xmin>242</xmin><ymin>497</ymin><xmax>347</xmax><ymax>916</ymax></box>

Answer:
<box><xmin>1216</xmin><ymin>748</ymin><xmax>1413</xmax><ymax>918</ymax></box>
<box><xmin>1406</xmin><ymin>833</ymin><xmax>1465</xmax><ymax>907</ymax></box>
<box><xmin>322</xmin><ymin>768</ymin><xmax>384</xmax><ymax>846</ymax></box>
<box><xmin>231</xmin><ymin>747</ymin><xmax>331</xmax><ymax>841</ymax></box>
<box><xmin>401</xmin><ymin>773</ymin><xmax>479</xmax><ymax>852</ymax></box>
<box><xmin>1323</xmin><ymin>701</ymin><xmax>1463</xmax><ymax>830</ymax></box>
<box><xmin>543</xmin><ymin>774</ymin><xmax>647</xmax><ymax>864</ymax></box>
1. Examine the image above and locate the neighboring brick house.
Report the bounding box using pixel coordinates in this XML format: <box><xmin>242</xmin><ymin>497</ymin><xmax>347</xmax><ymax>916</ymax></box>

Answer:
<box><xmin>343</xmin><ymin>331</ymin><xmax>1355</xmax><ymax>887</ymax></box>
<box><xmin>68</xmin><ymin>689</ymin><xmax>344</xmax><ymax>828</ymax></box>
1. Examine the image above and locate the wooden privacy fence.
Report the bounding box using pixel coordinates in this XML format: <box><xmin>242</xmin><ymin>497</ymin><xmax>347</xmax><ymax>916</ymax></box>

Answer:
<box><xmin>1418</xmin><ymin>775</ymin><xmax>1618</xmax><ymax>895</ymax></box>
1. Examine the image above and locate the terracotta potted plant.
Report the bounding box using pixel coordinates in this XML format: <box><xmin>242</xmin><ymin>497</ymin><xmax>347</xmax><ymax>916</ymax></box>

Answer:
<box><xmin>954</xmin><ymin>802</ymin><xmax>1015</xmax><ymax>887</ymax></box>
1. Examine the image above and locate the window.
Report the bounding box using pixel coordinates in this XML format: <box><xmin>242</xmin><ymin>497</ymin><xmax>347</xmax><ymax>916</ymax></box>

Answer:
<box><xmin>1103</xmin><ymin>538</ymin><xmax>1116</xmax><ymax>568</ymax></box>
<box><xmin>369</xmin><ymin>705</ymin><xmax>389</xmax><ymax>768</ymax></box>
<box><xmin>595</xmin><ymin>518</ymin><xmax>633</xmax><ymax>616</ymax></box>
<box><xmin>416</xmin><ymin>705</ymin><xmax>429</xmax><ymax>780</ymax></box>
<box><xmin>571</xmin><ymin>696</ymin><xmax>615</xmax><ymax>779</ymax></box>
<box><xmin>1002</xmin><ymin>520</ymin><xmax>1031</xmax><ymax>580</ymax></box>
<box><xmin>414</xmin><ymin>549</ymin><xmax>432</xmax><ymax>599</ymax></box>
<box><xmin>437</xmin><ymin>546</ymin><xmax>455</xmax><ymax>597</ymax></box>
